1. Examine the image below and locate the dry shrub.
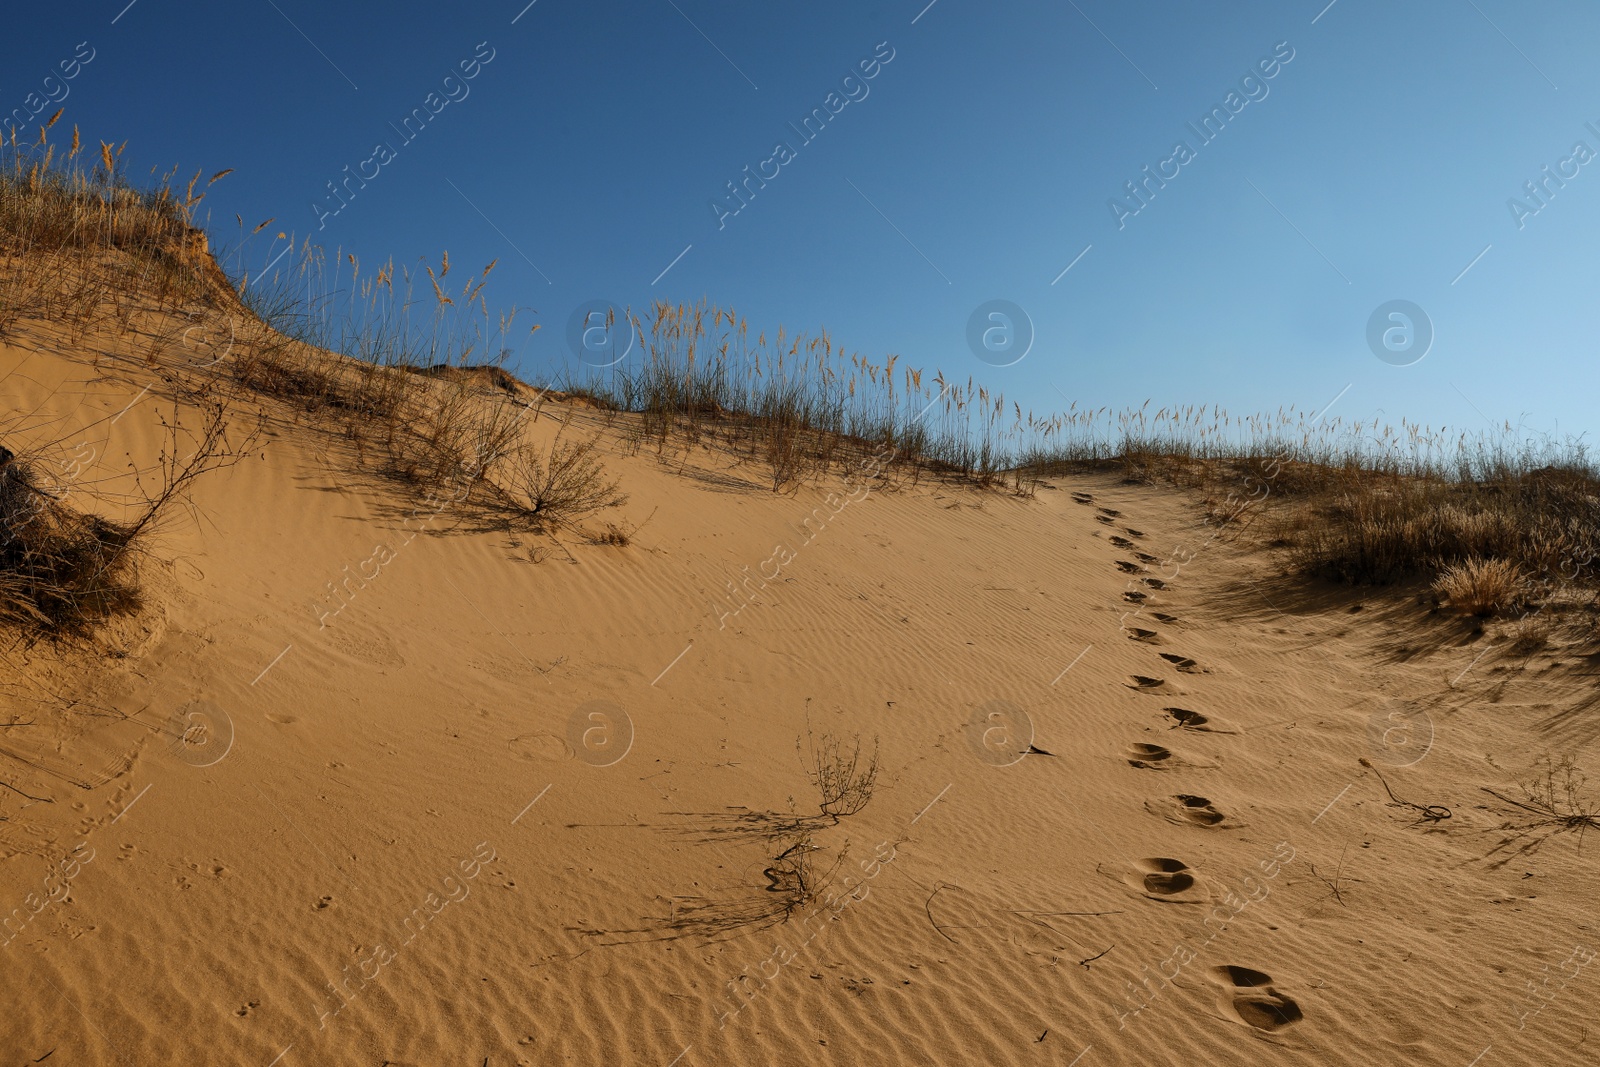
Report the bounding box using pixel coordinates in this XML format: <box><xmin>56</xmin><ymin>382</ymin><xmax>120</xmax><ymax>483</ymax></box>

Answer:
<box><xmin>504</xmin><ymin>424</ymin><xmax>626</xmax><ymax>530</ymax></box>
<box><xmin>1433</xmin><ymin>558</ymin><xmax>1526</xmax><ymax>618</ymax></box>
<box><xmin>1485</xmin><ymin>755</ymin><xmax>1600</xmax><ymax>857</ymax></box>
<box><xmin>0</xmin><ymin>401</ymin><xmax>249</xmax><ymax>638</ymax></box>
<box><xmin>0</xmin><ymin>454</ymin><xmax>139</xmax><ymax>633</ymax></box>
<box><xmin>801</xmin><ymin>729</ymin><xmax>880</xmax><ymax>821</ymax></box>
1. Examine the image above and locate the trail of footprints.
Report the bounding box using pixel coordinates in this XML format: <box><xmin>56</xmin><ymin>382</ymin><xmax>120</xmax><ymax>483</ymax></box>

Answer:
<box><xmin>1071</xmin><ymin>489</ymin><xmax>1302</xmax><ymax>1033</ymax></box>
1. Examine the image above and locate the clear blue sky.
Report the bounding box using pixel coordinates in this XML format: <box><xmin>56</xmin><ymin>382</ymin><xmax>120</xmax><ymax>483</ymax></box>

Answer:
<box><xmin>6</xmin><ymin>1</ymin><xmax>1597</xmax><ymax>444</ymax></box>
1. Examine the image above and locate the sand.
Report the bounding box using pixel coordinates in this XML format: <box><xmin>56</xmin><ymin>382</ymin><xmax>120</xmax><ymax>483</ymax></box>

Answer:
<box><xmin>1</xmin><ymin>310</ymin><xmax>1597</xmax><ymax>1066</ymax></box>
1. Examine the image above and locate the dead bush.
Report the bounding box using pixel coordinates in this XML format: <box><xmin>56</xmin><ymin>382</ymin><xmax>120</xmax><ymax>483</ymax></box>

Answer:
<box><xmin>0</xmin><ymin>453</ymin><xmax>139</xmax><ymax>633</ymax></box>
<box><xmin>800</xmin><ymin>727</ymin><xmax>880</xmax><ymax>822</ymax></box>
<box><xmin>0</xmin><ymin>401</ymin><xmax>248</xmax><ymax>637</ymax></box>
<box><xmin>504</xmin><ymin>425</ymin><xmax>626</xmax><ymax>530</ymax></box>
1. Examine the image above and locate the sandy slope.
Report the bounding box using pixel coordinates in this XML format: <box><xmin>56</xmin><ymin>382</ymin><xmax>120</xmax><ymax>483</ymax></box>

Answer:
<box><xmin>2</xmin><ymin>314</ymin><xmax>1598</xmax><ymax>1067</ymax></box>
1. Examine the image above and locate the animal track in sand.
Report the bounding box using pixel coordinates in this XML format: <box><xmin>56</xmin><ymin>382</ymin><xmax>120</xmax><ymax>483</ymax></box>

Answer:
<box><xmin>1098</xmin><ymin>506</ymin><xmax>1122</xmax><ymax>517</ymax></box>
<box><xmin>1124</xmin><ymin>627</ymin><xmax>1160</xmax><ymax>643</ymax></box>
<box><xmin>1125</xmin><ymin>743</ymin><xmax>1172</xmax><ymax>768</ymax></box>
<box><xmin>507</xmin><ymin>733</ymin><xmax>567</xmax><ymax>761</ymax></box>
<box><xmin>1150</xmin><ymin>612</ymin><xmax>1179</xmax><ymax>624</ymax></box>
<box><xmin>1096</xmin><ymin>515</ymin><xmax>1117</xmax><ymax>525</ymax></box>
<box><xmin>1115</xmin><ymin>560</ymin><xmax>1144</xmax><ymax>574</ymax></box>
<box><xmin>1155</xmin><ymin>793</ymin><xmax>1228</xmax><ymax>827</ymax></box>
<box><xmin>1071</xmin><ymin>492</ymin><xmax>1094</xmax><ymax>504</ymax></box>
<box><xmin>1159</xmin><ymin>653</ymin><xmax>1204</xmax><ymax>673</ymax></box>
<box><xmin>1123</xmin><ymin>590</ymin><xmax>1148</xmax><ymax>603</ymax></box>
<box><xmin>1209</xmin><ymin>966</ymin><xmax>1303</xmax><ymax>1031</ymax></box>
<box><xmin>1134</xmin><ymin>551</ymin><xmax>1161</xmax><ymax>564</ymax></box>
<box><xmin>1162</xmin><ymin>707</ymin><xmax>1236</xmax><ymax>733</ymax></box>
<box><xmin>1143</xmin><ymin>577</ymin><xmax>1168</xmax><ymax>589</ymax></box>
<box><xmin>1109</xmin><ymin>536</ymin><xmax>1135</xmax><ymax>548</ymax></box>
<box><xmin>1124</xmin><ymin>527</ymin><xmax>1145</xmax><ymax>538</ymax></box>
<box><xmin>1127</xmin><ymin>857</ymin><xmax>1204</xmax><ymax>902</ymax></box>
<box><xmin>314</xmin><ymin>895</ymin><xmax>334</xmax><ymax>910</ymax></box>
<box><xmin>1125</xmin><ymin>675</ymin><xmax>1167</xmax><ymax>691</ymax></box>
<box><xmin>1125</xmin><ymin>742</ymin><xmax>1221</xmax><ymax>771</ymax></box>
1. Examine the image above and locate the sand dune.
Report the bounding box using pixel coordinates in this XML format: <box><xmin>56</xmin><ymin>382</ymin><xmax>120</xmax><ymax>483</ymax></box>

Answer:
<box><xmin>2</xmin><ymin>311</ymin><xmax>1598</xmax><ymax>1067</ymax></box>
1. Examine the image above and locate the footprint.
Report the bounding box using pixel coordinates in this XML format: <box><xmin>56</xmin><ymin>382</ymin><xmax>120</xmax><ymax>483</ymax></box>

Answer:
<box><xmin>1209</xmin><ymin>966</ymin><xmax>1303</xmax><ymax>1032</ymax></box>
<box><xmin>1143</xmin><ymin>577</ymin><xmax>1168</xmax><ymax>590</ymax></box>
<box><xmin>314</xmin><ymin>895</ymin><xmax>334</xmax><ymax>910</ymax></box>
<box><xmin>235</xmin><ymin>999</ymin><xmax>261</xmax><ymax>1018</ymax></box>
<box><xmin>1164</xmin><ymin>707</ymin><xmax>1237</xmax><ymax>733</ymax></box>
<box><xmin>1122</xmin><ymin>590</ymin><xmax>1148</xmax><ymax>603</ymax></box>
<box><xmin>1127</xmin><ymin>857</ymin><xmax>1204</xmax><ymax>903</ymax></box>
<box><xmin>1134</xmin><ymin>551</ymin><xmax>1161</xmax><ymax>564</ymax></box>
<box><xmin>1096</xmin><ymin>515</ymin><xmax>1116</xmax><ymax>525</ymax></box>
<box><xmin>1109</xmin><ymin>536</ymin><xmax>1135</xmax><ymax>549</ymax></box>
<box><xmin>507</xmin><ymin>733</ymin><xmax>568</xmax><ymax>762</ymax></box>
<box><xmin>1147</xmin><ymin>793</ymin><xmax>1229</xmax><ymax>827</ymax></box>
<box><xmin>1125</xmin><ymin>742</ymin><xmax>1219</xmax><ymax>771</ymax></box>
<box><xmin>1098</xmin><ymin>507</ymin><xmax>1123</xmax><ymax>517</ymax></box>
<box><xmin>1159</xmin><ymin>653</ymin><xmax>1204</xmax><ymax>673</ymax></box>
<box><xmin>1125</xmin><ymin>675</ymin><xmax>1167</xmax><ymax>691</ymax></box>
<box><xmin>1071</xmin><ymin>492</ymin><xmax>1094</xmax><ymax>504</ymax></box>
<box><xmin>1125</xmin><ymin>743</ymin><xmax>1172</xmax><ymax>768</ymax></box>
<box><xmin>1165</xmin><ymin>706</ymin><xmax>1208</xmax><ymax>728</ymax></box>
<box><xmin>1124</xmin><ymin>527</ymin><xmax>1145</xmax><ymax>538</ymax></box>
<box><xmin>1124</xmin><ymin>627</ymin><xmax>1160</xmax><ymax>643</ymax></box>
<box><xmin>1115</xmin><ymin>560</ymin><xmax>1144</xmax><ymax>574</ymax></box>
<box><xmin>1151</xmin><ymin>613</ymin><xmax>1180</xmax><ymax>624</ymax></box>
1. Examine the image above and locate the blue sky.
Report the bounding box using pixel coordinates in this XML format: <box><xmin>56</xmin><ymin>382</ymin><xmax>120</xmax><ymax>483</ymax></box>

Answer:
<box><xmin>6</xmin><ymin>1</ymin><xmax>1598</xmax><ymax>443</ymax></box>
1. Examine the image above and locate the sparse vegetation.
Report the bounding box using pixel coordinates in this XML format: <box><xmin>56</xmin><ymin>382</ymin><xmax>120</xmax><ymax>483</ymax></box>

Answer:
<box><xmin>0</xmin><ymin>449</ymin><xmax>140</xmax><ymax>634</ymax></box>
<box><xmin>1433</xmin><ymin>558</ymin><xmax>1527</xmax><ymax>618</ymax></box>
<box><xmin>1</xmin><ymin>116</ymin><xmax>235</xmax><ymax>341</ymax></box>
<box><xmin>2</xmin><ymin>123</ymin><xmax>1597</xmax><ymax>644</ymax></box>
<box><xmin>0</xmin><ymin>401</ymin><xmax>247</xmax><ymax>637</ymax></box>
<box><xmin>801</xmin><ymin>726</ymin><xmax>880</xmax><ymax>822</ymax></box>
<box><xmin>1486</xmin><ymin>755</ymin><xmax>1600</xmax><ymax>859</ymax></box>
<box><xmin>503</xmin><ymin>423</ymin><xmax>627</xmax><ymax>531</ymax></box>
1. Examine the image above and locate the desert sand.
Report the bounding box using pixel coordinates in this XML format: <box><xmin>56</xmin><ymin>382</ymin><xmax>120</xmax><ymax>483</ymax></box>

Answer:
<box><xmin>2</xmin><ymin>307</ymin><xmax>1597</xmax><ymax>1067</ymax></box>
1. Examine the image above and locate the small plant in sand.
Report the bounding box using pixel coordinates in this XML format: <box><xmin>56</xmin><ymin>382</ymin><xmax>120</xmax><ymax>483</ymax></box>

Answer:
<box><xmin>1433</xmin><ymin>557</ymin><xmax>1526</xmax><ymax>618</ymax></box>
<box><xmin>1485</xmin><ymin>755</ymin><xmax>1600</xmax><ymax>854</ymax></box>
<box><xmin>505</xmin><ymin>422</ymin><xmax>627</xmax><ymax>530</ymax></box>
<box><xmin>800</xmin><ymin>724</ymin><xmax>880</xmax><ymax>822</ymax></box>
<box><xmin>762</xmin><ymin>834</ymin><xmax>825</xmax><ymax>917</ymax></box>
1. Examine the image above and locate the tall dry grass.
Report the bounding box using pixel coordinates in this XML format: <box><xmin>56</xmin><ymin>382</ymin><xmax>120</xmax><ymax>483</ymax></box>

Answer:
<box><xmin>0</xmin><ymin>115</ymin><xmax>237</xmax><ymax>342</ymax></box>
<box><xmin>2</xmin><ymin>124</ymin><xmax>1594</xmax><ymax>629</ymax></box>
<box><xmin>563</xmin><ymin>303</ymin><xmax>1597</xmax><ymax>608</ymax></box>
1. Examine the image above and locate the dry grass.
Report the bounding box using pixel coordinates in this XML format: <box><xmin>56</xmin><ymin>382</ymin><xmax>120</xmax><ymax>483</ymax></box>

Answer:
<box><xmin>1486</xmin><ymin>755</ymin><xmax>1600</xmax><ymax>860</ymax></box>
<box><xmin>3</xmin><ymin>125</ymin><xmax>1596</xmax><ymax>641</ymax></box>
<box><xmin>1276</xmin><ymin>465</ymin><xmax>1598</xmax><ymax>586</ymax></box>
<box><xmin>0</xmin><ymin>123</ymin><xmax>234</xmax><ymax>340</ymax></box>
<box><xmin>1433</xmin><ymin>558</ymin><xmax>1527</xmax><ymax>618</ymax></box>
